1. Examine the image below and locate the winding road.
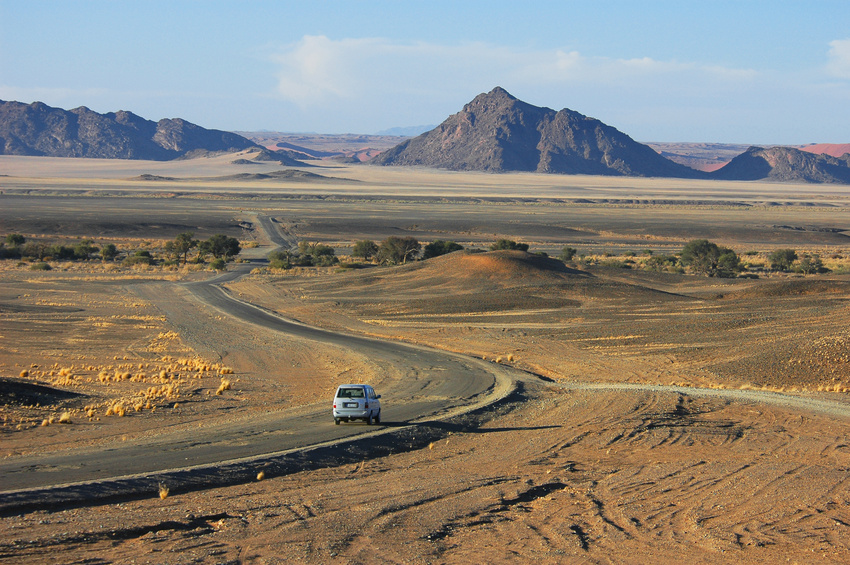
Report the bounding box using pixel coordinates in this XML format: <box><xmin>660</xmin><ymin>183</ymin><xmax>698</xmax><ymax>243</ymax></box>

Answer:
<box><xmin>3</xmin><ymin>215</ymin><xmax>850</xmax><ymax>508</ymax></box>
<box><xmin>0</xmin><ymin>217</ymin><xmax>510</xmax><ymax>498</ymax></box>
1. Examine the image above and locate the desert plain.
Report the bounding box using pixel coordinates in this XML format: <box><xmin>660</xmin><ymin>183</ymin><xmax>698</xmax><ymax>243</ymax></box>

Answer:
<box><xmin>2</xmin><ymin>151</ymin><xmax>850</xmax><ymax>563</ymax></box>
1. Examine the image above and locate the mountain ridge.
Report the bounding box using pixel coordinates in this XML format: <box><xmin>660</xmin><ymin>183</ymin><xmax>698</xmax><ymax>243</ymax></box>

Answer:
<box><xmin>0</xmin><ymin>100</ymin><xmax>259</xmax><ymax>160</ymax></box>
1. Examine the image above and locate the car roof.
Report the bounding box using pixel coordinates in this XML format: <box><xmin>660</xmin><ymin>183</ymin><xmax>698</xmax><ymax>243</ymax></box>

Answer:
<box><xmin>337</xmin><ymin>384</ymin><xmax>369</xmax><ymax>388</ymax></box>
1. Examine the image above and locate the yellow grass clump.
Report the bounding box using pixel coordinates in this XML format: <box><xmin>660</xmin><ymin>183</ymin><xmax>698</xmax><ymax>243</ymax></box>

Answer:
<box><xmin>158</xmin><ymin>483</ymin><xmax>170</xmax><ymax>499</ymax></box>
<box><xmin>216</xmin><ymin>378</ymin><xmax>232</xmax><ymax>395</ymax></box>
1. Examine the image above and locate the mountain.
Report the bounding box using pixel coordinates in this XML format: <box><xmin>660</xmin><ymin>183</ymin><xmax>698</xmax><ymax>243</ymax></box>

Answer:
<box><xmin>712</xmin><ymin>146</ymin><xmax>850</xmax><ymax>183</ymax></box>
<box><xmin>370</xmin><ymin>87</ymin><xmax>704</xmax><ymax>178</ymax></box>
<box><xmin>375</xmin><ymin>125</ymin><xmax>434</xmax><ymax>137</ymax></box>
<box><xmin>0</xmin><ymin>100</ymin><xmax>258</xmax><ymax>160</ymax></box>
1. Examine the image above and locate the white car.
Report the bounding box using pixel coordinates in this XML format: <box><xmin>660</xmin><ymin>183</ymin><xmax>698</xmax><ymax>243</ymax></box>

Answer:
<box><xmin>333</xmin><ymin>384</ymin><xmax>381</xmax><ymax>425</ymax></box>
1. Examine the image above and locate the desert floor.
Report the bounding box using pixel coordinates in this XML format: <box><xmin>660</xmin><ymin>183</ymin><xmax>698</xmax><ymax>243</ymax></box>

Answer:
<box><xmin>2</xmin><ymin>154</ymin><xmax>850</xmax><ymax>564</ymax></box>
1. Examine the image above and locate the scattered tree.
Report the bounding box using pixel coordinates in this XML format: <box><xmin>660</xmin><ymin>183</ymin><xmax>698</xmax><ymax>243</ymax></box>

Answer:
<box><xmin>100</xmin><ymin>243</ymin><xmax>118</xmax><ymax>262</ymax></box>
<box><xmin>491</xmin><ymin>239</ymin><xmax>529</xmax><ymax>252</ymax></box>
<box><xmin>172</xmin><ymin>232</ymin><xmax>198</xmax><ymax>264</ymax></box>
<box><xmin>5</xmin><ymin>234</ymin><xmax>25</xmax><ymax>247</ymax></box>
<box><xmin>422</xmin><ymin>240</ymin><xmax>463</xmax><ymax>259</ymax></box>
<box><xmin>352</xmin><ymin>240</ymin><xmax>379</xmax><ymax>261</ymax></box>
<box><xmin>378</xmin><ymin>236</ymin><xmax>421</xmax><ymax>264</ymax></box>
<box><xmin>768</xmin><ymin>248</ymin><xmax>798</xmax><ymax>271</ymax></box>
<box><xmin>268</xmin><ymin>249</ymin><xmax>293</xmax><ymax>269</ymax></box>
<box><xmin>680</xmin><ymin>239</ymin><xmax>740</xmax><ymax>277</ymax></box>
<box><xmin>797</xmin><ymin>254</ymin><xmax>826</xmax><ymax>274</ymax></box>
<box><xmin>200</xmin><ymin>234</ymin><xmax>241</xmax><ymax>261</ymax></box>
<box><xmin>73</xmin><ymin>239</ymin><xmax>99</xmax><ymax>260</ymax></box>
<box><xmin>559</xmin><ymin>246</ymin><xmax>578</xmax><ymax>262</ymax></box>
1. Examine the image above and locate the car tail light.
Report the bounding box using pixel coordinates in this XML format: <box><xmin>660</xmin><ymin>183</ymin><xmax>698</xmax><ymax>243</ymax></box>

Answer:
<box><xmin>365</xmin><ymin>403</ymin><xmax>369</xmax><ymax>408</ymax></box>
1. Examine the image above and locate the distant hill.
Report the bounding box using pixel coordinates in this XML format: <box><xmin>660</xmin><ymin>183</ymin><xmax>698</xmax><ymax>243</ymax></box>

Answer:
<box><xmin>712</xmin><ymin>146</ymin><xmax>850</xmax><ymax>183</ymax></box>
<box><xmin>644</xmin><ymin>142</ymin><xmax>751</xmax><ymax>172</ymax></box>
<box><xmin>370</xmin><ymin>87</ymin><xmax>705</xmax><ymax>178</ymax></box>
<box><xmin>799</xmin><ymin>143</ymin><xmax>850</xmax><ymax>158</ymax></box>
<box><xmin>375</xmin><ymin>125</ymin><xmax>435</xmax><ymax>137</ymax></box>
<box><xmin>0</xmin><ymin>100</ymin><xmax>259</xmax><ymax>160</ymax></box>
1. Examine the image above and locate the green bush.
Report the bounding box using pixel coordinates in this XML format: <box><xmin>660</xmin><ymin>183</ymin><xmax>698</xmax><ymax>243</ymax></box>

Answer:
<box><xmin>559</xmin><ymin>247</ymin><xmax>577</xmax><ymax>262</ymax></box>
<box><xmin>210</xmin><ymin>258</ymin><xmax>227</xmax><ymax>271</ymax></box>
<box><xmin>422</xmin><ymin>240</ymin><xmax>463</xmax><ymax>259</ymax></box>
<box><xmin>491</xmin><ymin>239</ymin><xmax>529</xmax><ymax>251</ymax></box>
<box><xmin>30</xmin><ymin>262</ymin><xmax>51</xmax><ymax>271</ymax></box>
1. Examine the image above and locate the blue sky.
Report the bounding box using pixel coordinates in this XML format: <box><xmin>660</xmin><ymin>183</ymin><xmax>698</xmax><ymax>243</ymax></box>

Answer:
<box><xmin>1</xmin><ymin>1</ymin><xmax>849</xmax><ymax>144</ymax></box>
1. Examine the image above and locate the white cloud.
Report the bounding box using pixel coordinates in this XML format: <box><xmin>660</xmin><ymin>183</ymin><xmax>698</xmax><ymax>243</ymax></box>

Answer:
<box><xmin>265</xmin><ymin>35</ymin><xmax>847</xmax><ymax>142</ymax></box>
<box><xmin>270</xmin><ymin>36</ymin><xmax>758</xmax><ymax>108</ymax></box>
<box><xmin>827</xmin><ymin>38</ymin><xmax>850</xmax><ymax>78</ymax></box>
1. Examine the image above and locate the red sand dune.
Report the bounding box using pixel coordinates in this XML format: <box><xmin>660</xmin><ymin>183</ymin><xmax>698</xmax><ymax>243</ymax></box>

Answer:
<box><xmin>799</xmin><ymin>143</ymin><xmax>850</xmax><ymax>158</ymax></box>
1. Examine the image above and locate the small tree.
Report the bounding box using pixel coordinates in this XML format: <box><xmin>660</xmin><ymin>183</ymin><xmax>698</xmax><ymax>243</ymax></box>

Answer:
<box><xmin>768</xmin><ymin>248</ymin><xmax>797</xmax><ymax>271</ymax></box>
<box><xmin>378</xmin><ymin>236</ymin><xmax>420</xmax><ymax>264</ymax></box>
<box><xmin>6</xmin><ymin>234</ymin><xmax>25</xmax><ymax>247</ymax></box>
<box><xmin>422</xmin><ymin>240</ymin><xmax>463</xmax><ymax>259</ymax></box>
<box><xmin>173</xmin><ymin>232</ymin><xmax>198</xmax><ymax>264</ymax></box>
<box><xmin>559</xmin><ymin>246</ymin><xmax>578</xmax><ymax>262</ymax></box>
<box><xmin>101</xmin><ymin>243</ymin><xmax>118</xmax><ymax>262</ymax></box>
<box><xmin>202</xmin><ymin>234</ymin><xmax>241</xmax><ymax>261</ymax></box>
<box><xmin>680</xmin><ymin>239</ymin><xmax>740</xmax><ymax>277</ymax></box>
<box><xmin>797</xmin><ymin>254</ymin><xmax>826</xmax><ymax>274</ymax></box>
<box><xmin>491</xmin><ymin>239</ymin><xmax>529</xmax><ymax>252</ymax></box>
<box><xmin>268</xmin><ymin>249</ymin><xmax>293</xmax><ymax>269</ymax></box>
<box><xmin>73</xmin><ymin>239</ymin><xmax>99</xmax><ymax>260</ymax></box>
<box><xmin>22</xmin><ymin>242</ymin><xmax>49</xmax><ymax>261</ymax></box>
<box><xmin>352</xmin><ymin>240</ymin><xmax>379</xmax><ymax>261</ymax></box>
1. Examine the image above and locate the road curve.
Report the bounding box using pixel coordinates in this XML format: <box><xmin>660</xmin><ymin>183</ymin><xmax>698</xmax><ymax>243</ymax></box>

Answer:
<box><xmin>0</xmin><ymin>263</ymin><xmax>508</xmax><ymax>495</ymax></box>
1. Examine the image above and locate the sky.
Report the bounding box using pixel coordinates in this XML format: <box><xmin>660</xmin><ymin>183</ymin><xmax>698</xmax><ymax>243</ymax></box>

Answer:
<box><xmin>1</xmin><ymin>1</ymin><xmax>849</xmax><ymax>144</ymax></box>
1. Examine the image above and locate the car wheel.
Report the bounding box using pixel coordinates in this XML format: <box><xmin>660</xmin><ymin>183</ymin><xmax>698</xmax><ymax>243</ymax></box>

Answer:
<box><xmin>366</xmin><ymin>413</ymin><xmax>373</xmax><ymax>425</ymax></box>
<box><xmin>334</xmin><ymin>418</ymin><xmax>340</xmax><ymax>425</ymax></box>
<box><xmin>374</xmin><ymin>410</ymin><xmax>381</xmax><ymax>424</ymax></box>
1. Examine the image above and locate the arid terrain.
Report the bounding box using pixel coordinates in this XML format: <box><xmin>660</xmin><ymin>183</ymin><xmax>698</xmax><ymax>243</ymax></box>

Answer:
<box><xmin>2</xmin><ymin>153</ymin><xmax>850</xmax><ymax>563</ymax></box>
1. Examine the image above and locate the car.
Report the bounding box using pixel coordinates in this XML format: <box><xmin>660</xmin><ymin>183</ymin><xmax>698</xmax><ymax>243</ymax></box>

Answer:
<box><xmin>333</xmin><ymin>384</ymin><xmax>381</xmax><ymax>425</ymax></box>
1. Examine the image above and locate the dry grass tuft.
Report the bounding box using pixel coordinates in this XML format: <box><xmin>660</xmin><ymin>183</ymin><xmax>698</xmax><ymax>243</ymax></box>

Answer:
<box><xmin>58</xmin><ymin>412</ymin><xmax>72</xmax><ymax>424</ymax></box>
<box><xmin>158</xmin><ymin>483</ymin><xmax>170</xmax><ymax>499</ymax></box>
<box><xmin>256</xmin><ymin>471</ymin><xmax>266</xmax><ymax>481</ymax></box>
<box><xmin>216</xmin><ymin>378</ymin><xmax>232</xmax><ymax>395</ymax></box>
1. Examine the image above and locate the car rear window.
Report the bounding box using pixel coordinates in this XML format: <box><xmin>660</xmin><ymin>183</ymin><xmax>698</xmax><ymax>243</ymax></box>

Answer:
<box><xmin>337</xmin><ymin>387</ymin><xmax>365</xmax><ymax>398</ymax></box>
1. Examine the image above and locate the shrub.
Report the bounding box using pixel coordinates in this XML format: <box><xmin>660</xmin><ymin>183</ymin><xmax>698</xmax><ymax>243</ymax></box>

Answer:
<box><xmin>491</xmin><ymin>239</ymin><xmax>529</xmax><ymax>251</ymax></box>
<box><xmin>210</xmin><ymin>258</ymin><xmax>227</xmax><ymax>271</ymax></box>
<box><xmin>124</xmin><ymin>251</ymin><xmax>154</xmax><ymax>266</ymax></box>
<box><xmin>5</xmin><ymin>234</ymin><xmax>25</xmax><ymax>247</ymax></box>
<box><xmin>422</xmin><ymin>240</ymin><xmax>463</xmax><ymax>259</ymax></box>
<box><xmin>797</xmin><ymin>254</ymin><xmax>828</xmax><ymax>274</ymax></box>
<box><xmin>559</xmin><ymin>246</ymin><xmax>578</xmax><ymax>262</ymax></box>
<box><xmin>644</xmin><ymin>254</ymin><xmax>679</xmax><ymax>272</ymax></box>
<box><xmin>100</xmin><ymin>243</ymin><xmax>118</xmax><ymax>261</ymax></box>
<box><xmin>268</xmin><ymin>249</ymin><xmax>293</xmax><ymax>269</ymax></box>
<box><xmin>29</xmin><ymin>262</ymin><xmax>51</xmax><ymax>271</ymax></box>
<box><xmin>768</xmin><ymin>248</ymin><xmax>797</xmax><ymax>271</ymax></box>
